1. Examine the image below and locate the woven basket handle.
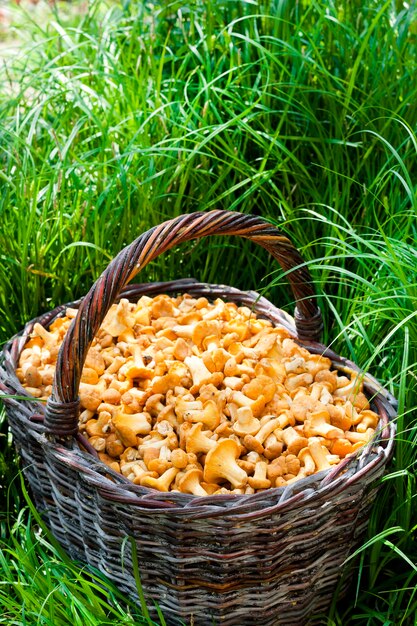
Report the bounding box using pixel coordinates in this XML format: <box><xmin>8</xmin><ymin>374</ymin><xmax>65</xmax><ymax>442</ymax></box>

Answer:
<box><xmin>44</xmin><ymin>210</ymin><xmax>322</xmax><ymax>435</ymax></box>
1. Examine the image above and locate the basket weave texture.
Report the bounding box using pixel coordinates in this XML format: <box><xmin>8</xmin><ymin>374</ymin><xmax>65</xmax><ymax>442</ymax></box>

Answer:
<box><xmin>1</xmin><ymin>211</ymin><xmax>396</xmax><ymax>625</ymax></box>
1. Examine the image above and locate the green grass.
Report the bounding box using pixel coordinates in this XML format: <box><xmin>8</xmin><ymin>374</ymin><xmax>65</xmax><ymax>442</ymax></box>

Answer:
<box><xmin>1</xmin><ymin>478</ymin><xmax>163</xmax><ymax>626</ymax></box>
<box><xmin>1</xmin><ymin>0</ymin><xmax>417</xmax><ymax>623</ymax></box>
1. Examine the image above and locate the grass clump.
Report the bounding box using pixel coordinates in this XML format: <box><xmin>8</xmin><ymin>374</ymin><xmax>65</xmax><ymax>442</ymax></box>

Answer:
<box><xmin>1</xmin><ymin>0</ymin><xmax>417</xmax><ymax>624</ymax></box>
<box><xmin>1</xmin><ymin>481</ymin><xmax>163</xmax><ymax>626</ymax></box>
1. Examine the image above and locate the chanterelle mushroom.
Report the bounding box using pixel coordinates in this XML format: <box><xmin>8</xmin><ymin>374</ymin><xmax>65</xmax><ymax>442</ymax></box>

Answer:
<box><xmin>185</xmin><ymin>355</ymin><xmax>223</xmax><ymax>393</ymax></box>
<box><xmin>140</xmin><ymin>467</ymin><xmax>179</xmax><ymax>492</ymax></box>
<box><xmin>232</xmin><ymin>407</ymin><xmax>261</xmax><ymax>437</ymax></box>
<box><xmin>191</xmin><ymin>320</ymin><xmax>221</xmax><ymax>349</ymax></box>
<box><xmin>204</xmin><ymin>440</ymin><xmax>248</xmax><ymax>488</ymax></box>
<box><xmin>101</xmin><ymin>299</ymin><xmax>135</xmax><ymax>337</ymax></box>
<box><xmin>185</xmin><ymin>423</ymin><xmax>217</xmax><ymax>455</ymax></box>
<box><xmin>248</xmin><ymin>461</ymin><xmax>271</xmax><ymax>489</ymax></box>
<box><xmin>113</xmin><ymin>411</ymin><xmax>152</xmax><ymax>447</ymax></box>
<box><xmin>178</xmin><ymin>468</ymin><xmax>208</xmax><ymax>496</ymax></box>
<box><xmin>304</xmin><ymin>410</ymin><xmax>344</xmax><ymax>440</ymax></box>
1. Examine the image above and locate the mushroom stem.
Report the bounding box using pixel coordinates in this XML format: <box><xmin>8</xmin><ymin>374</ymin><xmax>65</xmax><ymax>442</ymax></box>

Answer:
<box><xmin>140</xmin><ymin>467</ymin><xmax>179</xmax><ymax>492</ymax></box>
<box><xmin>248</xmin><ymin>462</ymin><xmax>271</xmax><ymax>489</ymax></box>
<box><xmin>298</xmin><ymin>447</ymin><xmax>316</xmax><ymax>475</ymax></box>
<box><xmin>308</xmin><ymin>438</ymin><xmax>332</xmax><ymax>471</ymax></box>
<box><xmin>344</xmin><ymin>428</ymin><xmax>375</xmax><ymax>443</ymax></box>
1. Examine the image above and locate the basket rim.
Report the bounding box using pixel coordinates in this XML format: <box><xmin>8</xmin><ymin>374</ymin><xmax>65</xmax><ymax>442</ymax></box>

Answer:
<box><xmin>1</xmin><ymin>279</ymin><xmax>397</xmax><ymax>516</ymax></box>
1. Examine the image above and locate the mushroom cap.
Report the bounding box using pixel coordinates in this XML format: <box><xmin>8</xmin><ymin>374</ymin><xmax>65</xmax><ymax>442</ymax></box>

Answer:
<box><xmin>151</xmin><ymin>295</ymin><xmax>176</xmax><ymax>318</ymax></box>
<box><xmin>351</xmin><ymin>392</ymin><xmax>370</xmax><ymax>411</ymax></box>
<box><xmin>284</xmin><ymin>454</ymin><xmax>301</xmax><ymax>475</ymax></box>
<box><xmin>85</xmin><ymin>412</ymin><xmax>111</xmax><ymax>437</ymax></box>
<box><xmin>242</xmin><ymin>375</ymin><xmax>276</xmax><ymax>403</ymax></box>
<box><xmin>201</xmin><ymin>482</ymin><xmax>221</xmax><ymax>495</ymax></box>
<box><xmin>256</xmin><ymin>358</ymin><xmax>286</xmax><ymax>384</ymax></box>
<box><xmin>327</xmin><ymin>405</ymin><xmax>352</xmax><ymax>431</ymax></box>
<box><xmin>133</xmin><ymin>305</ymin><xmax>151</xmax><ymax>327</ymax></box>
<box><xmin>102</xmin><ymin>388</ymin><xmax>122</xmax><ymax>405</ymax></box>
<box><xmin>85</xmin><ymin>349</ymin><xmax>105</xmax><ymax>375</ymax></box>
<box><xmin>125</xmin><ymin>363</ymin><xmax>153</xmax><ymax>380</ymax></box>
<box><xmin>24</xmin><ymin>365</ymin><xmax>42</xmax><ymax>388</ymax></box>
<box><xmin>142</xmin><ymin>446</ymin><xmax>160</xmax><ymax>466</ymax></box>
<box><xmin>79</xmin><ymin>386</ymin><xmax>102</xmax><ymax>411</ymax></box>
<box><xmin>266</xmin><ymin>457</ymin><xmax>286</xmax><ymax>480</ymax></box>
<box><xmin>172</xmin><ymin>337</ymin><xmax>192</xmax><ymax>361</ymax></box>
<box><xmin>315</xmin><ymin>368</ymin><xmax>338</xmax><ymax>392</ymax></box>
<box><xmin>148</xmin><ymin>457</ymin><xmax>172</xmax><ymax>475</ymax></box>
<box><xmin>223</xmin><ymin>320</ymin><xmax>250</xmax><ymax>341</ymax></box>
<box><xmin>81</xmin><ymin>367</ymin><xmax>99</xmax><ymax>385</ymax></box>
<box><xmin>145</xmin><ymin>393</ymin><xmax>165</xmax><ymax>414</ymax></box>
<box><xmin>252</xmin><ymin>333</ymin><xmax>280</xmax><ymax>358</ymax></box>
<box><xmin>284</xmin><ymin>372</ymin><xmax>314</xmax><ymax>392</ymax></box>
<box><xmin>330</xmin><ymin>438</ymin><xmax>354</xmax><ymax>457</ymax></box>
<box><xmin>304</xmin><ymin>354</ymin><xmax>332</xmax><ymax>377</ymax></box>
<box><xmin>231</xmin><ymin>391</ymin><xmax>266</xmax><ymax>418</ymax></box>
<box><xmin>98</xmin><ymin>452</ymin><xmax>120</xmax><ymax>473</ymax></box>
<box><xmin>263</xmin><ymin>435</ymin><xmax>284</xmax><ymax>460</ymax></box>
<box><xmin>170</xmin><ymin>448</ymin><xmax>189</xmax><ymax>469</ymax></box>
<box><xmin>88</xmin><ymin>435</ymin><xmax>106</xmax><ymax>452</ymax></box>
<box><xmin>192</xmin><ymin>320</ymin><xmax>221</xmax><ymax>346</ymax></box>
<box><xmin>202</xmin><ymin>334</ymin><xmax>222</xmax><ymax>352</ymax></box>
<box><xmin>275</xmin><ymin>476</ymin><xmax>287</xmax><ymax>488</ymax></box>
<box><xmin>151</xmin><ymin>372</ymin><xmax>182</xmax><ymax>394</ymax></box>
<box><xmin>243</xmin><ymin>434</ymin><xmax>264</xmax><ymax>455</ymax></box>
<box><xmin>199</xmin><ymin>400</ymin><xmax>221</xmax><ymax>430</ymax></box>
<box><xmin>105</xmin><ymin>433</ymin><xmax>125</xmax><ymax>458</ymax></box>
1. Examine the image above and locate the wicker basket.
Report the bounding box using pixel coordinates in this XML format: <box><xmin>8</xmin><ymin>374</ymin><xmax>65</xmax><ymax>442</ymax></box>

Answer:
<box><xmin>1</xmin><ymin>211</ymin><xmax>396</xmax><ymax>625</ymax></box>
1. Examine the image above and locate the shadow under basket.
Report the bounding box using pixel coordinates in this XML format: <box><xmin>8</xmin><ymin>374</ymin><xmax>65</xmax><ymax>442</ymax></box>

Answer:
<box><xmin>0</xmin><ymin>211</ymin><xmax>396</xmax><ymax>625</ymax></box>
